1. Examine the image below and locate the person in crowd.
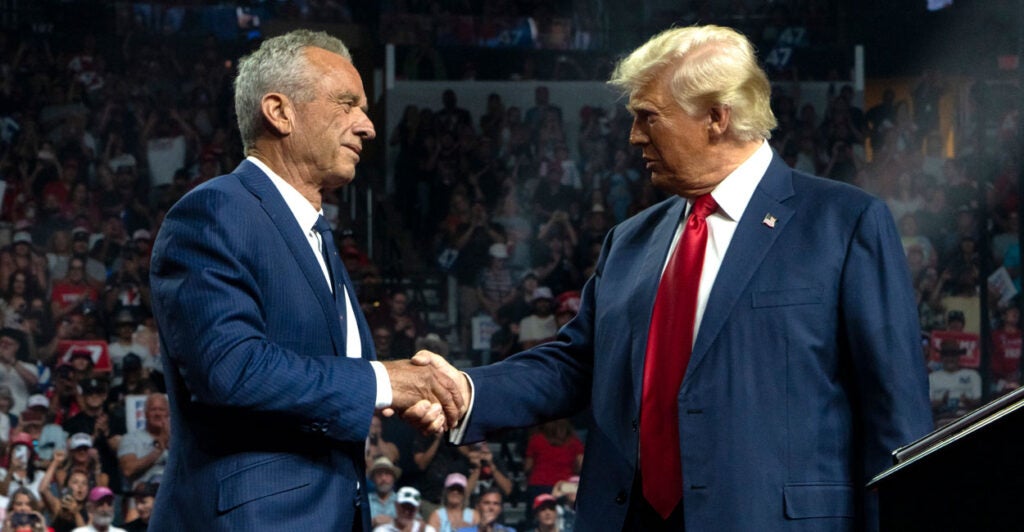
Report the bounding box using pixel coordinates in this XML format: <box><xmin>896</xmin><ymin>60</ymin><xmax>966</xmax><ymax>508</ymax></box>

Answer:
<box><xmin>435</xmin><ymin>89</ymin><xmax>473</xmax><ymax>137</ymax></box>
<box><xmin>551</xmin><ymin>477</ymin><xmax>578</xmax><ymax>532</ymax></box>
<box><xmin>53</xmin><ymin>433</ymin><xmax>107</xmax><ymax>490</ymax></box>
<box><xmin>146</xmin><ymin>29</ymin><xmax>462</xmax><ymax>531</ymax></box>
<box><xmin>448</xmin><ymin>200</ymin><xmax>506</xmax><ymax>355</ymax></box>
<box><xmin>49</xmin><ymin>257</ymin><xmax>98</xmax><ymax>321</ymax></box>
<box><xmin>424</xmin><ymin>24</ymin><xmax>931</xmax><ymax>531</ymax></box>
<box><xmin>412</xmin><ymin>431</ymin><xmax>471</xmax><ymax>519</ymax></box>
<box><xmin>990</xmin><ymin>305</ymin><xmax>1022</xmax><ymax>395</ymax></box>
<box><xmin>0</xmin><ymin>433</ymin><xmax>45</xmax><ymax>498</ymax></box>
<box><xmin>366</xmin><ymin>414</ymin><xmax>400</xmax><ymax>465</ymax></box>
<box><xmin>0</xmin><ymin>328</ymin><xmax>39</xmax><ymax>414</ymax></box>
<box><xmin>71</xmin><ymin>486</ymin><xmax>124</xmax><ymax>532</ymax></box>
<box><xmin>0</xmin><ymin>385</ymin><xmax>17</xmax><ymax>445</ymax></box>
<box><xmin>455</xmin><ymin>488</ymin><xmax>512</xmax><ymax>532</ymax></box>
<box><xmin>122</xmin><ymin>481</ymin><xmax>158</xmax><ymax>532</ymax></box>
<box><xmin>525</xmin><ymin>86</ymin><xmax>563</xmax><ymax>134</ymax></box>
<box><xmin>39</xmin><ymin>453</ymin><xmax>90</xmax><ymax>532</ymax></box>
<box><xmin>516</xmin><ymin>288</ymin><xmax>557</xmax><ymax>349</ymax></box>
<box><xmin>369</xmin><ymin>291</ymin><xmax>426</xmax><ymax>360</ymax></box>
<box><xmin>462</xmin><ymin>441</ymin><xmax>513</xmax><ymax>501</ymax></box>
<box><xmin>2</xmin><ymin>487</ymin><xmax>47</xmax><ymax>532</ymax></box>
<box><xmin>48</xmin><ymin>365</ymin><xmax>83</xmax><ymax>426</ymax></box>
<box><xmin>476</xmin><ymin>244</ymin><xmax>517</xmax><ymax>322</ymax></box>
<box><xmin>929</xmin><ymin>340</ymin><xmax>982</xmax><ymax>424</ymax></box>
<box><xmin>523</xmin><ymin>420</ymin><xmax>583</xmax><ymax>506</ymax></box>
<box><xmin>63</xmin><ymin>229</ymin><xmax>107</xmax><ymax>288</ymax></box>
<box><xmin>368</xmin><ymin>456</ymin><xmax>402</xmax><ymax>528</ymax></box>
<box><xmin>530</xmin><ymin>494</ymin><xmax>559</xmax><ymax>532</ymax></box>
<box><xmin>427</xmin><ymin>473</ymin><xmax>475</xmax><ymax>532</ymax></box>
<box><xmin>117</xmin><ymin>393</ymin><xmax>169</xmax><ymax>486</ymax></box>
<box><xmin>552</xmin><ymin>292</ymin><xmax>581</xmax><ymax>329</ymax></box>
<box><xmin>373</xmin><ymin>486</ymin><xmax>436</xmax><ymax>532</ymax></box>
<box><xmin>105</xmin><ymin>310</ymin><xmax>151</xmax><ymax>380</ymax></box>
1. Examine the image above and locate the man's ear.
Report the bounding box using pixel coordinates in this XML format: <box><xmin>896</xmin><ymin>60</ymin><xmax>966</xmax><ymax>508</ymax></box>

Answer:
<box><xmin>260</xmin><ymin>93</ymin><xmax>294</xmax><ymax>136</ymax></box>
<box><xmin>708</xmin><ymin>104</ymin><xmax>731</xmax><ymax>137</ymax></box>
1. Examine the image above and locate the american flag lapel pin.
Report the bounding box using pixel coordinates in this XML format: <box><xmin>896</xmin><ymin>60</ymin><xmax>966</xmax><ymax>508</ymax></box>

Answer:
<box><xmin>762</xmin><ymin>213</ymin><xmax>777</xmax><ymax>228</ymax></box>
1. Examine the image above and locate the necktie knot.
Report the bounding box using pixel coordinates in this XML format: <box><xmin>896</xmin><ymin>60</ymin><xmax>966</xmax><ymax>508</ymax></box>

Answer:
<box><xmin>691</xmin><ymin>194</ymin><xmax>717</xmax><ymax>220</ymax></box>
<box><xmin>313</xmin><ymin>215</ymin><xmax>332</xmax><ymax>237</ymax></box>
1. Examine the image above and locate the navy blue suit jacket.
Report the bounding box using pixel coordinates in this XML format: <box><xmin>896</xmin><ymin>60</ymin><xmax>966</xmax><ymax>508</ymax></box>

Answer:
<box><xmin>149</xmin><ymin>161</ymin><xmax>376</xmax><ymax>531</ymax></box>
<box><xmin>462</xmin><ymin>155</ymin><xmax>933</xmax><ymax>531</ymax></box>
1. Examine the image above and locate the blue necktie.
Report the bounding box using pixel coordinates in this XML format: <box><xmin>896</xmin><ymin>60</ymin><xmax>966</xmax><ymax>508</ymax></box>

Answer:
<box><xmin>313</xmin><ymin>215</ymin><xmax>347</xmax><ymax>326</ymax></box>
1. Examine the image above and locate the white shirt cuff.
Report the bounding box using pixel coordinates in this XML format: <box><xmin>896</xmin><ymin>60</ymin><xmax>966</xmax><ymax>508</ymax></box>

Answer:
<box><xmin>369</xmin><ymin>361</ymin><xmax>393</xmax><ymax>409</ymax></box>
<box><xmin>448</xmin><ymin>372</ymin><xmax>475</xmax><ymax>444</ymax></box>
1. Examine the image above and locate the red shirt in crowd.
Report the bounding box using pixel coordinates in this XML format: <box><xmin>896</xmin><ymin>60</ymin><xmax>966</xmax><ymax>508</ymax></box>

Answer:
<box><xmin>525</xmin><ymin>431</ymin><xmax>584</xmax><ymax>487</ymax></box>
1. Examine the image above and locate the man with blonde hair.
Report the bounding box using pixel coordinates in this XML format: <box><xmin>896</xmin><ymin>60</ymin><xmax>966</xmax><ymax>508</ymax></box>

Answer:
<box><xmin>424</xmin><ymin>24</ymin><xmax>932</xmax><ymax>531</ymax></box>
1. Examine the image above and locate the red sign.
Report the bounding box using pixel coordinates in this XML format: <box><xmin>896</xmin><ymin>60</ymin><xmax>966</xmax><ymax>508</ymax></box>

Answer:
<box><xmin>929</xmin><ymin>330</ymin><xmax>981</xmax><ymax>368</ymax></box>
<box><xmin>56</xmin><ymin>340</ymin><xmax>112</xmax><ymax>372</ymax></box>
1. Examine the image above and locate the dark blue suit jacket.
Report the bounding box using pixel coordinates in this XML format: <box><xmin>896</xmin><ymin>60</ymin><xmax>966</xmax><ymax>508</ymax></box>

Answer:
<box><xmin>149</xmin><ymin>160</ymin><xmax>376</xmax><ymax>531</ymax></box>
<box><xmin>463</xmin><ymin>155</ymin><xmax>933</xmax><ymax>531</ymax></box>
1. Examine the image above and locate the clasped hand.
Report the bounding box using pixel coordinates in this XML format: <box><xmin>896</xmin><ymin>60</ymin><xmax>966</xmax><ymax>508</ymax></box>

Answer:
<box><xmin>380</xmin><ymin>351</ymin><xmax>470</xmax><ymax>434</ymax></box>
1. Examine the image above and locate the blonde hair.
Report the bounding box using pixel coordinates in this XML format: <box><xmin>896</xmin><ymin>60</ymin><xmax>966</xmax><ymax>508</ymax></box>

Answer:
<box><xmin>609</xmin><ymin>25</ymin><xmax>776</xmax><ymax>142</ymax></box>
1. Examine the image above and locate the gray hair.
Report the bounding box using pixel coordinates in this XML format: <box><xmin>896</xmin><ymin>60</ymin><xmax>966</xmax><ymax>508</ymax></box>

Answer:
<box><xmin>609</xmin><ymin>25</ymin><xmax>776</xmax><ymax>142</ymax></box>
<box><xmin>234</xmin><ymin>29</ymin><xmax>352</xmax><ymax>153</ymax></box>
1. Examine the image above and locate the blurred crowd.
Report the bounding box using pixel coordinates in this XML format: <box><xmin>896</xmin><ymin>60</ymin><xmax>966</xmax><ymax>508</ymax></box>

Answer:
<box><xmin>0</xmin><ymin>2</ymin><xmax>1017</xmax><ymax>530</ymax></box>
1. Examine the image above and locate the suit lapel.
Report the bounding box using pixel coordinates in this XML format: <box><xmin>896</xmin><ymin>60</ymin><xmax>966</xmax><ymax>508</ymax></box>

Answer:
<box><xmin>233</xmin><ymin>160</ymin><xmax>348</xmax><ymax>356</ymax></box>
<box><xmin>631</xmin><ymin>197</ymin><xmax>688</xmax><ymax>405</ymax></box>
<box><xmin>684</xmin><ymin>155</ymin><xmax>796</xmax><ymax>387</ymax></box>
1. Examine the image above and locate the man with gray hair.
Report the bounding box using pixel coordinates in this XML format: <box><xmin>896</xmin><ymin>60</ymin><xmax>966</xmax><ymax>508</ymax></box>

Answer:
<box><xmin>424</xmin><ymin>24</ymin><xmax>932</xmax><ymax>531</ymax></box>
<box><xmin>149</xmin><ymin>29</ymin><xmax>465</xmax><ymax>531</ymax></box>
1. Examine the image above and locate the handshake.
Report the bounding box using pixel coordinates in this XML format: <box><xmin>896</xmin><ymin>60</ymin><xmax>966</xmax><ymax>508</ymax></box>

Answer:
<box><xmin>380</xmin><ymin>351</ymin><xmax>471</xmax><ymax>434</ymax></box>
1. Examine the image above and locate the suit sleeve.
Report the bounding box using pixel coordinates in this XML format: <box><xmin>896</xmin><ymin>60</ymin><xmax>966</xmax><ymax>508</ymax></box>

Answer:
<box><xmin>841</xmin><ymin>199</ymin><xmax>933</xmax><ymax>481</ymax></box>
<box><xmin>459</xmin><ymin>229</ymin><xmax>612</xmax><ymax>442</ymax></box>
<box><xmin>150</xmin><ymin>187</ymin><xmax>376</xmax><ymax>443</ymax></box>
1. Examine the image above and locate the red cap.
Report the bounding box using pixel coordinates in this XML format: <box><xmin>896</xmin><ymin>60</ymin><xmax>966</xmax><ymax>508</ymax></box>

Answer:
<box><xmin>533</xmin><ymin>493</ymin><xmax>558</xmax><ymax>511</ymax></box>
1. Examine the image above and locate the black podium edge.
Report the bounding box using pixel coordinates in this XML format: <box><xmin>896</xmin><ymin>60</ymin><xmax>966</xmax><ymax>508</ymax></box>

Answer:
<box><xmin>867</xmin><ymin>385</ymin><xmax>1024</xmax><ymax>489</ymax></box>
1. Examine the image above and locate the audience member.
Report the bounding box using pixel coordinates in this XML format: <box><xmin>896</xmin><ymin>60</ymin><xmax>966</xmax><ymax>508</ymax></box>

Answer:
<box><xmin>39</xmin><ymin>457</ymin><xmax>90</xmax><ymax>532</ymax></box>
<box><xmin>368</xmin><ymin>456</ymin><xmax>402</xmax><ymax>528</ymax></box>
<box><xmin>0</xmin><ymin>328</ymin><xmax>39</xmax><ymax>413</ymax></box>
<box><xmin>522</xmin><ymin>420</ymin><xmax>583</xmax><ymax>507</ymax></box>
<box><xmin>53</xmin><ymin>433</ymin><xmax>108</xmax><ymax>490</ymax></box>
<box><xmin>366</xmin><ymin>414</ymin><xmax>400</xmax><ymax>466</ymax></box>
<box><xmin>373</xmin><ymin>486</ymin><xmax>436</xmax><ymax>532</ymax></box>
<box><xmin>990</xmin><ymin>305</ymin><xmax>1022</xmax><ymax>395</ymax></box>
<box><xmin>427</xmin><ymin>473</ymin><xmax>476</xmax><ymax>532</ymax></box>
<box><xmin>71</xmin><ymin>485</ymin><xmax>124</xmax><ymax>532</ymax></box>
<box><xmin>530</xmin><ymin>493</ymin><xmax>559</xmax><ymax>532</ymax></box>
<box><xmin>929</xmin><ymin>340</ymin><xmax>982</xmax><ymax>425</ymax></box>
<box><xmin>463</xmin><ymin>442</ymin><xmax>513</xmax><ymax>501</ymax></box>
<box><xmin>0</xmin><ymin>433</ymin><xmax>45</xmax><ymax>499</ymax></box>
<box><xmin>517</xmin><ymin>287</ymin><xmax>557</xmax><ymax>349</ymax></box>
<box><xmin>2</xmin><ymin>486</ymin><xmax>47</xmax><ymax>532</ymax></box>
<box><xmin>122</xmin><ymin>481</ymin><xmax>157</xmax><ymax>532</ymax></box>
<box><xmin>117</xmin><ymin>393</ymin><xmax>168</xmax><ymax>485</ymax></box>
<box><xmin>550</xmin><ymin>477</ymin><xmax>578</xmax><ymax>532</ymax></box>
<box><xmin>455</xmin><ymin>488</ymin><xmax>512</xmax><ymax>532</ymax></box>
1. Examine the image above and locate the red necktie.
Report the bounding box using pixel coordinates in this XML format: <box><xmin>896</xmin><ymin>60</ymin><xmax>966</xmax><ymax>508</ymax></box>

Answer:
<box><xmin>640</xmin><ymin>194</ymin><xmax>717</xmax><ymax>518</ymax></box>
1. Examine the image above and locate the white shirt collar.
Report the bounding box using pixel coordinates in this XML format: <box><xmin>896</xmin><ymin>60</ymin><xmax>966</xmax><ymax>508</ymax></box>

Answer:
<box><xmin>246</xmin><ymin>156</ymin><xmax>324</xmax><ymax>232</ymax></box>
<box><xmin>706</xmin><ymin>140</ymin><xmax>773</xmax><ymax>222</ymax></box>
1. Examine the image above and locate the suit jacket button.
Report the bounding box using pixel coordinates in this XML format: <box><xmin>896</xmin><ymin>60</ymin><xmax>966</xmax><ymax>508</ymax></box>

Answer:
<box><xmin>631</xmin><ymin>419</ymin><xmax>638</xmax><ymax>431</ymax></box>
<box><xmin>615</xmin><ymin>491</ymin><xmax>627</xmax><ymax>504</ymax></box>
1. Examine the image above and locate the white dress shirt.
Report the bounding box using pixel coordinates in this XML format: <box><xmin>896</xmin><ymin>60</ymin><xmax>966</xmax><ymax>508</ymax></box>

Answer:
<box><xmin>664</xmin><ymin>140</ymin><xmax>773</xmax><ymax>343</ymax></box>
<box><xmin>247</xmin><ymin>156</ymin><xmax>392</xmax><ymax>408</ymax></box>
